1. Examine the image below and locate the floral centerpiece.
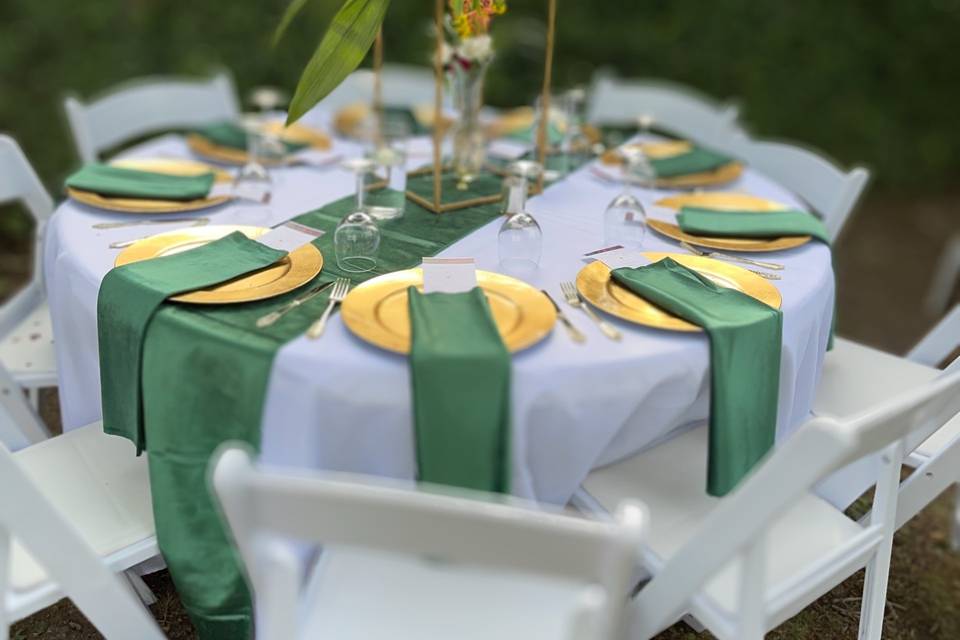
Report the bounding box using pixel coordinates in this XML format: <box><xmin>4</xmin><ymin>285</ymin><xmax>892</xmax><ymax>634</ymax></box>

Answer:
<box><xmin>444</xmin><ymin>0</ymin><xmax>507</xmax><ymax>186</ymax></box>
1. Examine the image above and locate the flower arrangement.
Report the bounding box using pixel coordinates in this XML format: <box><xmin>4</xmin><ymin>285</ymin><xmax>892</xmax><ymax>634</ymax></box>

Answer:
<box><xmin>444</xmin><ymin>0</ymin><xmax>507</xmax><ymax>66</ymax></box>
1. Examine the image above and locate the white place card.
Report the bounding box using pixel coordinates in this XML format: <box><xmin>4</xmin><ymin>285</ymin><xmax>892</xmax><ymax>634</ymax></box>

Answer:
<box><xmin>583</xmin><ymin>245</ymin><xmax>650</xmax><ymax>270</ymax></box>
<box><xmin>259</xmin><ymin>221</ymin><xmax>325</xmax><ymax>252</ymax></box>
<box><xmin>293</xmin><ymin>148</ymin><xmax>343</xmax><ymax>167</ymax></box>
<box><xmin>488</xmin><ymin>139</ymin><xmax>530</xmax><ymax>161</ymax></box>
<box><xmin>421</xmin><ymin>257</ymin><xmax>478</xmax><ymax>293</ymax></box>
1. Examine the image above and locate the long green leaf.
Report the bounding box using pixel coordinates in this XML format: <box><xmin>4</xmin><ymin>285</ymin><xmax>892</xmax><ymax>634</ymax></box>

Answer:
<box><xmin>273</xmin><ymin>0</ymin><xmax>314</xmax><ymax>46</ymax></box>
<box><xmin>285</xmin><ymin>0</ymin><xmax>391</xmax><ymax>124</ymax></box>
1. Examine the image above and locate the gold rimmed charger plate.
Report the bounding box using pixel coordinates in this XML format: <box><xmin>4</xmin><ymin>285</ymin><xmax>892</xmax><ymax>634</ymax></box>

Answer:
<box><xmin>341</xmin><ymin>268</ymin><xmax>557</xmax><ymax>354</ymax></box>
<box><xmin>576</xmin><ymin>253</ymin><xmax>781</xmax><ymax>332</ymax></box>
<box><xmin>187</xmin><ymin>121</ymin><xmax>330</xmax><ymax>166</ymax></box>
<box><xmin>647</xmin><ymin>219</ymin><xmax>810</xmax><ymax>253</ymax></box>
<box><xmin>600</xmin><ymin>140</ymin><xmax>743</xmax><ymax>188</ymax></box>
<box><xmin>114</xmin><ymin>225</ymin><xmax>323</xmax><ymax>305</ymax></box>
<box><xmin>650</xmin><ymin>191</ymin><xmax>809</xmax><ymax>251</ymax></box>
<box><xmin>68</xmin><ymin>158</ymin><xmax>233</xmax><ymax>214</ymax></box>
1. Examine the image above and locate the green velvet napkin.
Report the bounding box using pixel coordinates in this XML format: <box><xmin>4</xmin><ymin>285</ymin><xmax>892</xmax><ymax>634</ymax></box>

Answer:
<box><xmin>97</xmin><ymin>232</ymin><xmax>287</xmax><ymax>453</ymax></box>
<box><xmin>678</xmin><ymin>207</ymin><xmax>831</xmax><ymax>244</ymax></box>
<box><xmin>611</xmin><ymin>258</ymin><xmax>782</xmax><ymax>495</ymax></box>
<box><xmin>194</xmin><ymin>122</ymin><xmax>308</xmax><ymax>152</ymax></box>
<box><xmin>66</xmin><ymin>164</ymin><xmax>214</xmax><ymax>201</ymax></box>
<box><xmin>506</xmin><ymin>121</ymin><xmax>565</xmax><ymax>146</ymax></box>
<box><xmin>651</xmin><ymin>147</ymin><xmax>734</xmax><ymax>178</ymax></box>
<box><xmin>408</xmin><ymin>287</ymin><xmax>512</xmax><ymax>493</ymax></box>
<box><xmin>383</xmin><ymin>106</ymin><xmax>430</xmax><ymax>136</ymax></box>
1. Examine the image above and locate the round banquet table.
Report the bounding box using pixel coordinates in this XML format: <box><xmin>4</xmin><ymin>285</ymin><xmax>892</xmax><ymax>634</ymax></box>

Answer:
<box><xmin>43</xmin><ymin>119</ymin><xmax>836</xmax><ymax>506</ymax></box>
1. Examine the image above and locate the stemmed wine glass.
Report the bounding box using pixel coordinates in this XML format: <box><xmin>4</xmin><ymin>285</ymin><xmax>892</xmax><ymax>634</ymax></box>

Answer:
<box><xmin>334</xmin><ymin>158</ymin><xmax>380</xmax><ymax>273</ymax></box>
<box><xmin>498</xmin><ymin>160</ymin><xmax>543</xmax><ymax>272</ymax></box>
<box><xmin>603</xmin><ymin>147</ymin><xmax>650</xmax><ymax>249</ymax></box>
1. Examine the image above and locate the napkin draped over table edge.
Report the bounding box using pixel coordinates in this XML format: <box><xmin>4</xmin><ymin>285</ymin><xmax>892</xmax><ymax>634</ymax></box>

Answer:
<box><xmin>408</xmin><ymin>286</ymin><xmax>512</xmax><ymax>494</ymax></box>
<box><xmin>611</xmin><ymin>257</ymin><xmax>783</xmax><ymax>496</ymax></box>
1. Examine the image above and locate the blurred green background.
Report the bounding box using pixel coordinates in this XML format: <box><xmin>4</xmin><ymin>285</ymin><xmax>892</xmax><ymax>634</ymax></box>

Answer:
<box><xmin>1</xmin><ymin>0</ymin><xmax>959</xmax><ymax>246</ymax></box>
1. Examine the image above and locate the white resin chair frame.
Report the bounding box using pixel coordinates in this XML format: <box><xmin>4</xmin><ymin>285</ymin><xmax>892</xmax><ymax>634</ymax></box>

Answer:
<box><xmin>0</xmin><ymin>135</ymin><xmax>56</xmax><ymax>438</ymax></box>
<box><xmin>213</xmin><ymin>446</ymin><xmax>647</xmax><ymax>640</ymax></box>
<box><xmin>0</xmin><ymin>439</ymin><xmax>162</xmax><ymax>639</ymax></box>
<box><xmin>64</xmin><ymin>72</ymin><xmax>240</xmax><ymax>163</ymax></box>
<box><xmin>586</xmin><ymin>70</ymin><xmax>743</xmax><ymax>151</ymax></box>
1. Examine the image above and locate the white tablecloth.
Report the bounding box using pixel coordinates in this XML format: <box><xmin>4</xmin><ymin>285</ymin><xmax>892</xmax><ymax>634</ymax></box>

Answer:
<box><xmin>44</xmin><ymin>130</ymin><xmax>835</xmax><ymax>505</ymax></box>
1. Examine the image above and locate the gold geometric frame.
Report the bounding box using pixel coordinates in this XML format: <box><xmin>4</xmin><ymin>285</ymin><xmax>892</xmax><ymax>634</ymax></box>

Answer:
<box><xmin>403</xmin><ymin>0</ymin><xmax>558</xmax><ymax>214</ymax></box>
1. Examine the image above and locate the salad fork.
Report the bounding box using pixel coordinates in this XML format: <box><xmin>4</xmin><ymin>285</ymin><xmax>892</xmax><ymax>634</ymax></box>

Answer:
<box><xmin>559</xmin><ymin>281</ymin><xmax>621</xmax><ymax>341</ymax></box>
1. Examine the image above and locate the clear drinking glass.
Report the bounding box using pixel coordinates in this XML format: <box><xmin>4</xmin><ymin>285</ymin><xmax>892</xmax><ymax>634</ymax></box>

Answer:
<box><xmin>498</xmin><ymin>160</ymin><xmax>543</xmax><ymax>271</ymax></box>
<box><xmin>562</xmin><ymin>87</ymin><xmax>590</xmax><ymax>169</ymax></box>
<box><xmin>603</xmin><ymin>148</ymin><xmax>648</xmax><ymax>249</ymax></box>
<box><xmin>233</xmin><ymin>114</ymin><xmax>272</xmax><ymax>202</ymax></box>
<box><xmin>335</xmin><ymin>158</ymin><xmax>380</xmax><ymax>273</ymax></box>
<box><xmin>364</xmin><ymin>120</ymin><xmax>409</xmax><ymax>220</ymax></box>
<box><xmin>532</xmin><ymin>95</ymin><xmax>566</xmax><ymax>180</ymax></box>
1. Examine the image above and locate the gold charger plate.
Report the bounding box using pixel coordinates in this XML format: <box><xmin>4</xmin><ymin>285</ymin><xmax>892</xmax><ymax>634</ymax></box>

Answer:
<box><xmin>600</xmin><ymin>140</ymin><xmax>743</xmax><ymax>188</ymax></box>
<box><xmin>576</xmin><ymin>253</ymin><xmax>781</xmax><ymax>332</ymax></box>
<box><xmin>647</xmin><ymin>219</ymin><xmax>810</xmax><ymax>253</ymax></box>
<box><xmin>650</xmin><ymin>191</ymin><xmax>809</xmax><ymax>252</ymax></box>
<box><xmin>187</xmin><ymin>121</ymin><xmax>330</xmax><ymax>165</ymax></box>
<box><xmin>114</xmin><ymin>225</ymin><xmax>323</xmax><ymax>304</ymax></box>
<box><xmin>341</xmin><ymin>268</ymin><xmax>557</xmax><ymax>354</ymax></box>
<box><xmin>67</xmin><ymin>156</ymin><xmax>234</xmax><ymax>214</ymax></box>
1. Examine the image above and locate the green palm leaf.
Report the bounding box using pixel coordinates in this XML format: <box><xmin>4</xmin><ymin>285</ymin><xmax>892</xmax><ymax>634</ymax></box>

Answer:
<box><xmin>283</xmin><ymin>0</ymin><xmax>391</xmax><ymax>124</ymax></box>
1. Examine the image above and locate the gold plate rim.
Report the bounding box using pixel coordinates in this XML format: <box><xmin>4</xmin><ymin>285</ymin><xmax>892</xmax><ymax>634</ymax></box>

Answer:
<box><xmin>575</xmin><ymin>253</ymin><xmax>782</xmax><ymax>332</ymax></box>
<box><xmin>187</xmin><ymin>122</ymin><xmax>330</xmax><ymax>166</ymax></box>
<box><xmin>647</xmin><ymin>219</ymin><xmax>811</xmax><ymax>253</ymax></box>
<box><xmin>114</xmin><ymin>225</ymin><xmax>323</xmax><ymax>305</ymax></box>
<box><xmin>654</xmin><ymin>161</ymin><xmax>744</xmax><ymax>188</ymax></box>
<box><xmin>655</xmin><ymin>191</ymin><xmax>789</xmax><ymax>212</ymax></box>
<box><xmin>341</xmin><ymin>268</ymin><xmax>557</xmax><ymax>354</ymax></box>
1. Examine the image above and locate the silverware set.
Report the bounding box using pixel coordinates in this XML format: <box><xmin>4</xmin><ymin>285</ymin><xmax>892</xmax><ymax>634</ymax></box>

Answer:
<box><xmin>307</xmin><ymin>277</ymin><xmax>351</xmax><ymax>339</ymax></box>
<box><xmin>541</xmin><ymin>290</ymin><xmax>586</xmax><ymax>343</ymax></box>
<box><xmin>255</xmin><ymin>281</ymin><xmax>335</xmax><ymax>328</ymax></box>
<box><xmin>679</xmin><ymin>241</ymin><xmax>783</xmax><ymax>280</ymax></box>
<box><xmin>94</xmin><ymin>217</ymin><xmax>209</xmax><ymax>230</ymax></box>
<box><xmin>560</xmin><ymin>281</ymin><xmax>622</xmax><ymax>341</ymax></box>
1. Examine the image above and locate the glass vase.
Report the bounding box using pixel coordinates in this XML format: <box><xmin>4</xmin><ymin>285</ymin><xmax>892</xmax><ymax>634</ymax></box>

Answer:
<box><xmin>450</xmin><ymin>59</ymin><xmax>490</xmax><ymax>188</ymax></box>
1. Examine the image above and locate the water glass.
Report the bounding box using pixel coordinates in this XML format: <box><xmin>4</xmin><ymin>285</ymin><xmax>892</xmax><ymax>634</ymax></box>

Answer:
<box><xmin>499</xmin><ymin>160</ymin><xmax>543</xmax><ymax>271</ymax></box>
<box><xmin>365</xmin><ymin>121</ymin><xmax>409</xmax><ymax>220</ymax></box>
<box><xmin>335</xmin><ymin>158</ymin><xmax>380</xmax><ymax>273</ymax></box>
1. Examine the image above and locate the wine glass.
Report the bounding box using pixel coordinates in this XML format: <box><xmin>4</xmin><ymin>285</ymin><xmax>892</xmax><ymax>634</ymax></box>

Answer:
<box><xmin>335</xmin><ymin>158</ymin><xmax>380</xmax><ymax>273</ymax></box>
<box><xmin>233</xmin><ymin>114</ymin><xmax>272</xmax><ymax>203</ymax></box>
<box><xmin>498</xmin><ymin>160</ymin><xmax>543</xmax><ymax>271</ymax></box>
<box><xmin>365</xmin><ymin>119</ymin><xmax>409</xmax><ymax>221</ymax></box>
<box><xmin>603</xmin><ymin>147</ymin><xmax>648</xmax><ymax>249</ymax></box>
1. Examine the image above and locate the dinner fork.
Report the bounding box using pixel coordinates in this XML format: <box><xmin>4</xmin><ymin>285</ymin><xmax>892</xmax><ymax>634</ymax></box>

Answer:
<box><xmin>559</xmin><ymin>281</ymin><xmax>621</xmax><ymax>341</ymax></box>
<box><xmin>679</xmin><ymin>242</ymin><xmax>782</xmax><ymax>280</ymax></box>
<box><xmin>306</xmin><ymin>277</ymin><xmax>350</xmax><ymax>339</ymax></box>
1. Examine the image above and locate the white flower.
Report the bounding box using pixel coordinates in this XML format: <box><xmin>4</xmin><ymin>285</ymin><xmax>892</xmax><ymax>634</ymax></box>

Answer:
<box><xmin>440</xmin><ymin>42</ymin><xmax>454</xmax><ymax>65</ymax></box>
<box><xmin>457</xmin><ymin>35</ymin><xmax>493</xmax><ymax>62</ymax></box>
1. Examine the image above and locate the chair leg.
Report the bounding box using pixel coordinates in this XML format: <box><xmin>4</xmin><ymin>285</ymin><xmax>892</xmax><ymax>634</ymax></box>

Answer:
<box><xmin>924</xmin><ymin>235</ymin><xmax>960</xmax><ymax>316</ymax></box>
<box><xmin>27</xmin><ymin>386</ymin><xmax>39</xmax><ymax>411</ymax></box>
<box><xmin>124</xmin><ymin>569</ymin><xmax>157</xmax><ymax>606</ymax></box>
<box><xmin>952</xmin><ymin>487</ymin><xmax>960</xmax><ymax>552</ymax></box>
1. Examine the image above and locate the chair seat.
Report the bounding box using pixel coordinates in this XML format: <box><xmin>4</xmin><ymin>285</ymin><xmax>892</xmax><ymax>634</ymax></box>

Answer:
<box><xmin>0</xmin><ymin>301</ymin><xmax>57</xmax><ymax>387</ymax></box>
<box><xmin>814</xmin><ymin>337</ymin><xmax>956</xmax><ymax>460</ymax></box>
<box><xmin>300</xmin><ymin>546</ymin><xmax>589</xmax><ymax>640</ymax></box>
<box><xmin>581</xmin><ymin>425</ymin><xmax>863</xmax><ymax>617</ymax></box>
<box><xmin>9</xmin><ymin>422</ymin><xmax>155</xmax><ymax>592</ymax></box>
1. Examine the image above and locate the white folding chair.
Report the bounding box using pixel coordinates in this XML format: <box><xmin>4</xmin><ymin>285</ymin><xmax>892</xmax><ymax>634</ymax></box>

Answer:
<box><xmin>380</xmin><ymin>64</ymin><xmax>437</xmax><ymax>107</ymax></box>
<box><xmin>815</xmin><ymin>305</ymin><xmax>960</xmax><ymax>546</ymax></box>
<box><xmin>574</xmin><ymin>370</ymin><xmax>960</xmax><ymax>640</ymax></box>
<box><xmin>726</xmin><ymin>133</ymin><xmax>870</xmax><ymax>241</ymax></box>
<box><xmin>0</xmin><ymin>422</ymin><xmax>161</xmax><ymax>639</ymax></box>
<box><xmin>924</xmin><ymin>234</ymin><xmax>960</xmax><ymax>316</ymax></box>
<box><xmin>586</xmin><ymin>70</ymin><xmax>743</xmax><ymax>151</ymax></box>
<box><xmin>212</xmin><ymin>446</ymin><xmax>646</xmax><ymax>640</ymax></box>
<box><xmin>0</xmin><ymin>135</ymin><xmax>56</xmax><ymax>431</ymax></box>
<box><xmin>64</xmin><ymin>72</ymin><xmax>240</xmax><ymax>163</ymax></box>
